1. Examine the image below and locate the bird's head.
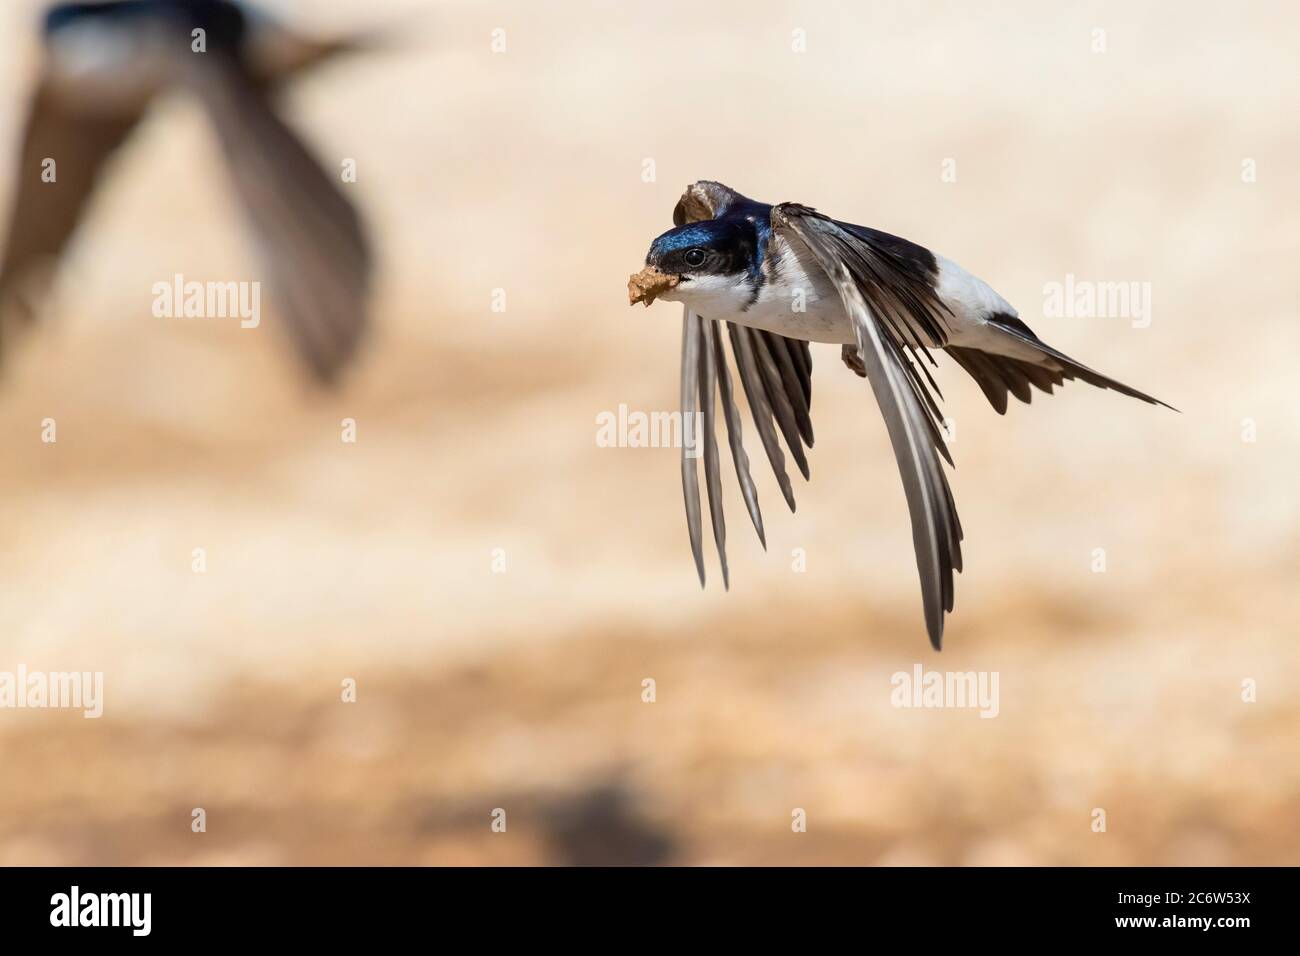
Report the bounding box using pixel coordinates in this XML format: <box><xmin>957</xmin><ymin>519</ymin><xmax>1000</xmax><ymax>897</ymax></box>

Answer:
<box><xmin>628</xmin><ymin>218</ymin><xmax>762</xmax><ymax>311</ymax></box>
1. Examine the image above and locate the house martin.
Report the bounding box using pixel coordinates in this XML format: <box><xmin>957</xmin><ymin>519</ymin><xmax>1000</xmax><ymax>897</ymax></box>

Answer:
<box><xmin>0</xmin><ymin>0</ymin><xmax>379</xmax><ymax>382</ymax></box>
<box><xmin>629</xmin><ymin>181</ymin><xmax>1174</xmax><ymax>649</ymax></box>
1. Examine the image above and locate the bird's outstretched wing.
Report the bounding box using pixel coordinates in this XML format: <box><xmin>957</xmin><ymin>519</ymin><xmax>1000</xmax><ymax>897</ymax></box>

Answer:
<box><xmin>674</xmin><ymin>183</ymin><xmax>814</xmax><ymax>590</ymax></box>
<box><xmin>680</xmin><ymin>308</ymin><xmax>815</xmax><ymax>589</ymax></box>
<box><xmin>0</xmin><ymin>79</ymin><xmax>147</xmax><ymax>352</ymax></box>
<box><xmin>178</xmin><ymin>47</ymin><xmax>371</xmax><ymax>383</ymax></box>
<box><xmin>771</xmin><ymin>203</ymin><xmax>963</xmax><ymax>648</ymax></box>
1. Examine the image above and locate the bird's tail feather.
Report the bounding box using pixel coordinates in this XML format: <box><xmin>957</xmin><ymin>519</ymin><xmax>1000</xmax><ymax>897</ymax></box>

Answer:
<box><xmin>948</xmin><ymin>329</ymin><xmax>1177</xmax><ymax>414</ymax></box>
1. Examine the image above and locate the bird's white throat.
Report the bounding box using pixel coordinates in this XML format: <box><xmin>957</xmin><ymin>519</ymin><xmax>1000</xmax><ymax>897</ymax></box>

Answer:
<box><xmin>664</xmin><ymin>246</ymin><xmax>854</xmax><ymax>345</ymax></box>
<box><xmin>660</xmin><ymin>272</ymin><xmax>755</xmax><ymax>314</ymax></box>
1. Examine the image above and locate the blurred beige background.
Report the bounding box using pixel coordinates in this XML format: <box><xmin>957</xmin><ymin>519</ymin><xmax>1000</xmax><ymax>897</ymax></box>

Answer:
<box><xmin>0</xmin><ymin>0</ymin><xmax>1297</xmax><ymax>865</ymax></box>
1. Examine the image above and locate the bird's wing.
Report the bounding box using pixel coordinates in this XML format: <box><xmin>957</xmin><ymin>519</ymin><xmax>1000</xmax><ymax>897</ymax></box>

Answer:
<box><xmin>0</xmin><ymin>78</ymin><xmax>147</xmax><ymax>340</ymax></box>
<box><xmin>674</xmin><ymin>182</ymin><xmax>814</xmax><ymax>589</ymax></box>
<box><xmin>176</xmin><ymin>47</ymin><xmax>371</xmax><ymax>383</ymax></box>
<box><xmin>771</xmin><ymin>203</ymin><xmax>963</xmax><ymax>649</ymax></box>
<box><xmin>680</xmin><ymin>308</ymin><xmax>815</xmax><ymax>590</ymax></box>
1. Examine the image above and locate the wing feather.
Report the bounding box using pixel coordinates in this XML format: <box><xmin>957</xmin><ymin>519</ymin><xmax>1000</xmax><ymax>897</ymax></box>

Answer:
<box><xmin>178</xmin><ymin>48</ymin><xmax>371</xmax><ymax>383</ymax></box>
<box><xmin>728</xmin><ymin>323</ymin><xmax>798</xmax><ymax>512</ymax></box>
<box><xmin>773</xmin><ymin>204</ymin><xmax>963</xmax><ymax>649</ymax></box>
<box><xmin>762</xmin><ymin>331</ymin><xmax>814</xmax><ymax>446</ymax></box>
<box><xmin>679</xmin><ymin>310</ymin><xmax>706</xmax><ymax>586</ymax></box>
<box><xmin>784</xmin><ymin>336</ymin><xmax>813</xmax><ymax>408</ymax></box>
<box><xmin>670</xmin><ymin>183</ymin><xmax>816</xmax><ymax>585</ymax></box>
<box><xmin>707</xmin><ymin>317</ymin><xmax>766</xmax><ymax>548</ymax></box>
<box><xmin>0</xmin><ymin>78</ymin><xmax>145</xmax><ymax>350</ymax></box>
<box><xmin>694</xmin><ymin>310</ymin><xmax>729</xmax><ymax>589</ymax></box>
<box><xmin>750</xmin><ymin>329</ymin><xmax>810</xmax><ymax>480</ymax></box>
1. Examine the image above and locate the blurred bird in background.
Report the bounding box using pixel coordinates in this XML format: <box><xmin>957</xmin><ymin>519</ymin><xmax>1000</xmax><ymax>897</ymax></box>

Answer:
<box><xmin>0</xmin><ymin>0</ymin><xmax>378</xmax><ymax>383</ymax></box>
<box><xmin>630</xmin><ymin>181</ymin><xmax>1174</xmax><ymax>650</ymax></box>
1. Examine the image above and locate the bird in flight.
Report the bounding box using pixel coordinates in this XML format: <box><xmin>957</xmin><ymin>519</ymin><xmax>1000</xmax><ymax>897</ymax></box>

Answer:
<box><xmin>628</xmin><ymin>181</ymin><xmax>1173</xmax><ymax>650</ymax></box>
<box><xmin>0</xmin><ymin>0</ymin><xmax>376</xmax><ymax>382</ymax></box>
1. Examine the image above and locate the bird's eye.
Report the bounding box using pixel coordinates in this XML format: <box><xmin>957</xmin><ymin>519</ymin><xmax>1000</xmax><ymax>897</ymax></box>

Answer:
<box><xmin>684</xmin><ymin>248</ymin><xmax>707</xmax><ymax>268</ymax></box>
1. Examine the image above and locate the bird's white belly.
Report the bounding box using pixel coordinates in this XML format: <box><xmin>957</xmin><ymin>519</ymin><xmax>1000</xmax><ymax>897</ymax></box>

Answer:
<box><xmin>726</xmin><ymin>289</ymin><xmax>854</xmax><ymax>344</ymax></box>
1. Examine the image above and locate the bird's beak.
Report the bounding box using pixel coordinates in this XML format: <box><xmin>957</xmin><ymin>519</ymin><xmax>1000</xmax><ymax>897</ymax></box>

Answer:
<box><xmin>627</xmin><ymin>265</ymin><xmax>681</xmax><ymax>306</ymax></box>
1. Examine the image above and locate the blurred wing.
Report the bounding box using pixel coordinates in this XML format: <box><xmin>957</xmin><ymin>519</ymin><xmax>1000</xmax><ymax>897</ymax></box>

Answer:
<box><xmin>772</xmin><ymin>203</ymin><xmax>962</xmax><ymax>649</ymax></box>
<box><xmin>179</xmin><ymin>49</ymin><xmax>371</xmax><ymax>383</ymax></box>
<box><xmin>0</xmin><ymin>79</ymin><xmax>145</xmax><ymax>335</ymax></box>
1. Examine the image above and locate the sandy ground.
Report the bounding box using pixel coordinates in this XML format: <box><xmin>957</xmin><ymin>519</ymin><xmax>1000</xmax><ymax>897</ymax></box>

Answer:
<box><xmin>0</xmin><ymin>0</ymin><xmax>1298</xmax><ymax>865</ymax></box>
